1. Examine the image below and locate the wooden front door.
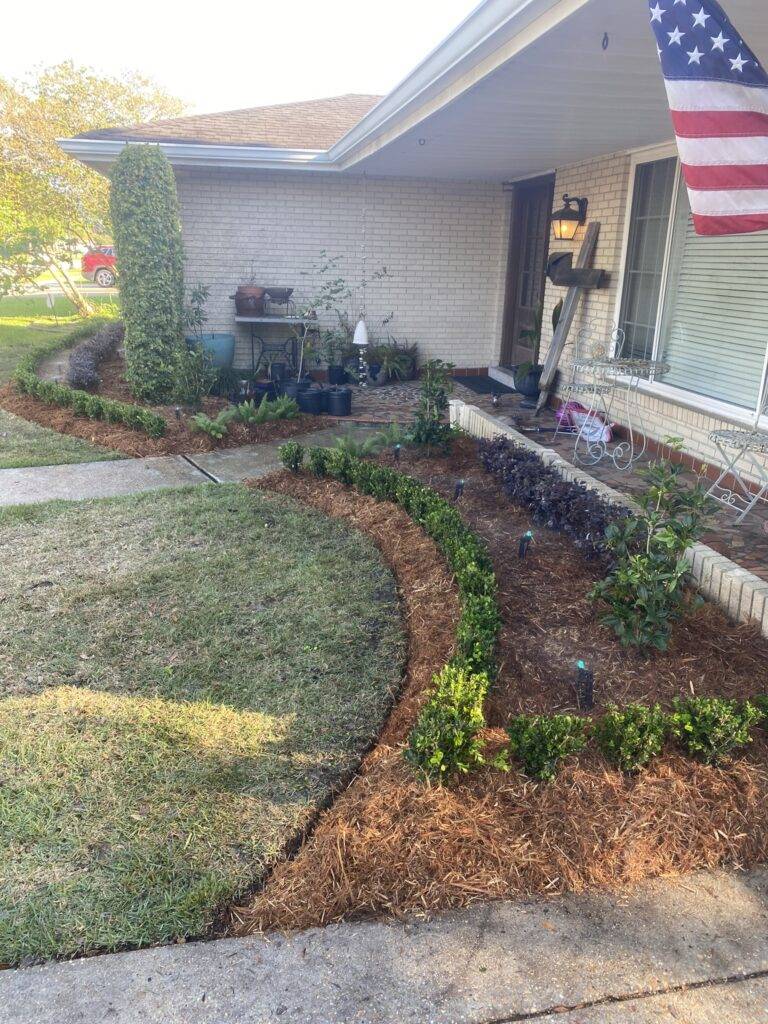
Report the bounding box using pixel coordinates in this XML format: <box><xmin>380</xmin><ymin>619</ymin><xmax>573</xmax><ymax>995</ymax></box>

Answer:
<box><xmin>500</xmin><ymin>175</ymin><xmax>555</xmax><ymax>368</ymax></box>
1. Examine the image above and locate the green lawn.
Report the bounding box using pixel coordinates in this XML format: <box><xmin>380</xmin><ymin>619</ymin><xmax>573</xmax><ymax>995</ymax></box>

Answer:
<box><xmin>0</xmin><ymin>304</ymin><xmax>123</xmax><ymax>468</ymax></box>
<box><xmin>0</xmin><ymin>485</ymin><xmax>405</xmax><ymax>964</ymax></box>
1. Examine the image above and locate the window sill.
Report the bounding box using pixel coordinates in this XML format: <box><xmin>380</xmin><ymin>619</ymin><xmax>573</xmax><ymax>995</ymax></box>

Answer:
<box><xmin>615</xmin><ymin>377</ymin><xmax>766</xmax><ymax>431</ymax></box>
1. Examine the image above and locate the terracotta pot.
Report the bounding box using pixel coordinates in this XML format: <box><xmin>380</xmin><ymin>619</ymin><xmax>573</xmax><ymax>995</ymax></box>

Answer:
<box><xmin>233</xmin><ymin>286</ymin><xmax>266</xmax><ymax>316</ymax></box>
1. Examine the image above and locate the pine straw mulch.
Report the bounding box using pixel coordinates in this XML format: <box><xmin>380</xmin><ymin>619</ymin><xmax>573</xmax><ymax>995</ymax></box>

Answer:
<box><xmin>232</xmin><ymin>451</ymin><xmax>768</xmax><ymax>936</ymax></box>
<box><xmin>0</xmin><ymin>349</ymin><xmax>332</xmax><ymax>458</ymax></box>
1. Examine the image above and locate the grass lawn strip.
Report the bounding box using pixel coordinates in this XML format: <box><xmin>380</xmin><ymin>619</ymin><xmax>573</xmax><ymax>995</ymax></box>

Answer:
<box><xmin>0</xmin><ymin>313</ymin><xmax>123</xmax><ymax>468</ymax></box>
<box><xmin>0</xmin><ymin>485</ymin><xmax>405</xmax><ymax>964</ymax></box>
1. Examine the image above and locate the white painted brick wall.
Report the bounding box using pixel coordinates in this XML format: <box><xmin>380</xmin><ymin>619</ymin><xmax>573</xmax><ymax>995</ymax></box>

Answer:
<box><xmin>176</xmin><ymin>169</ymin><xmax>510</xmax><ymax>371</ymax></box>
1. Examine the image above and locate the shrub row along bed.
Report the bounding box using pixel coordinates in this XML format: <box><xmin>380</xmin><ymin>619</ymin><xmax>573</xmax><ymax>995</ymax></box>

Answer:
<box><xmin>280</xmin><ymin>439</ymin><xmax>768</xmax><ymax>785</ymax></box>
<box><xmin>13</xmin><ymin>321</ymin><xmax>167</xmax><ymax>439</ymax></box>
<box><xmin>279</xmin><ymin>440</ymin><xmax>501</xmax><ymax>779</ymax></box>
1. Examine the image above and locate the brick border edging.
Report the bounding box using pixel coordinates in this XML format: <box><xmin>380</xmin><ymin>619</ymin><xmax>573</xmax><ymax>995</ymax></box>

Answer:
<box><xmin>449</xmin><ymin>399</ymin><xmax>768</xmax><ymax>639</ymax></box>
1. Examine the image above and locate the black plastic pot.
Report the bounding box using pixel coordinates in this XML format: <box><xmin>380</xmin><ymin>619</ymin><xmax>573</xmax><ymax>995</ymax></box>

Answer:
<box><xmin>252</xmin><ymin>381</ymin><xmax>278</xmax><ymax>402</ymax></box>
<box><xmin>327</xmin><ymin>365</ymin><xmax>347</xmax><ymax>386</ymax></box>
<box><xmin>283</xmin><ymin>379</ymin><xmax>312</xmax><ymax>400</ymax></box>
<box><xmin>317</xmin><ymin>388</ymin><xmax>331</xmax><ymax>413</ymax></box>
<box><xmin>327</xmin><ymin>387</ymin><xmax>352</xmax><ymax>417</ymax></box>
<box><xmin>297</xmin><ymin>388</ymin><xmax>324</xmax><ymax>415</ymax></box>
<box><xmin>514</xmin><ymin>365</ymin><xmax>544</xmax><ymax>398</ymax></box>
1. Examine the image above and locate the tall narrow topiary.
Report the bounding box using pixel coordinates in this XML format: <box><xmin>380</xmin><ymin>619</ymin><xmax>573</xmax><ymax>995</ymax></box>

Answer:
<box><xmin>109</xmin><ymin>145</ymin><xmax>185</xmax><ymax>402</ymax></box>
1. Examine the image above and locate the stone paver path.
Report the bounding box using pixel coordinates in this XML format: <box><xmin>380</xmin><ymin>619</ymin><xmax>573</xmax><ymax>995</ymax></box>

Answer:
<box><xmin>3</xmin><ymin>866</ymin><xmax>767</xmax><ymax>1024</ymax></box>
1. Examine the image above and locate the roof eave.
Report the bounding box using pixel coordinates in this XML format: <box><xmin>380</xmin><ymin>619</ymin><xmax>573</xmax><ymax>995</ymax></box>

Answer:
<box><xmin>57</xmin><ymin>137</ymin><xmax>337</xmax><ymax>172</ymax></box>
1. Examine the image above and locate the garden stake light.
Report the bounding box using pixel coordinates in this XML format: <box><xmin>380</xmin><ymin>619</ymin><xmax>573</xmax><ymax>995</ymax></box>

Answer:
<box><xmin>393</xmin><ymin>443</ymin><xmax>401</xmax><ymax>463</ymax></box>
<box><xmin>453</xmin><ymin>479</ymin><xmax>465</xmax><ymax>502</ymax></box>
<box><xmin>575</xmin><ymin>660</ymin><xmax>594</xmax><ymax>711</ymax></box>
<box><xmin>174</xmin><ymin>406</ymin><xmax>182</xmax><ymax>421</ymax></box>
<box><xmin>492</xmin><ymin>392</ymin><xmax>500</xmax><ymax>408</ymax></box>
<box><xmin>518</xmin><ymin>530</ymin><xmax>533</xmax><ymax>559</ymax></box>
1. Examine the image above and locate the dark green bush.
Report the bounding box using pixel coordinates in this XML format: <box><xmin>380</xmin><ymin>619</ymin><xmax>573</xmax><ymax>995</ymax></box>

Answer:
<box><xmin>411</xmin><ymin>359</ymin><xmax>454</xmax><ymax>449</ymax></box>
<box><xmin>456</xmin><ymin>593</ymin><xmax>500</xmax><ymax>678</ymax></box>
<box><xmin>669</xmin><ymin>697</ymin><xmax>761</xmax><ymax>764</ymax></box>
<box><xmin>593</xmin><ymin>703</ymin><xmax>667</xmax><ymax>772</ymax></box>
<box><xmin>307</xmin><ymin>446</ymin><xmax>331</xmax><ymax>477</ymax></box>
<box><xmin>406</xmin><ymin>664</ymin><xmax>489</xmax><ymax>779</ymax></box>
<box><xmin>591</xmin><ymin>452</ymin><xmax>713</xmax><ymax>651</ymax></box>
<box><xmin>110</xmin><ymin>145</ymin><xmax>185</xmax><ymax>403</ymax></box>
<box><xmin>507</xmin><ymin>714</ymin><xmax>588</xmax><ymax>781</ymax></box>
<box><xmin>753</xmin><ymin>695</ymin><xmax>768</xmax><ymax>725</ymax></box>
<box><xmin>279</xmin><ymin>441</ymin><xmax>305</xmax><ymax>473</ymax></box>
<box><xmin>325</xmin><ymin>447</ymin><xmax>356</xmax><ymax>484</ymax></box>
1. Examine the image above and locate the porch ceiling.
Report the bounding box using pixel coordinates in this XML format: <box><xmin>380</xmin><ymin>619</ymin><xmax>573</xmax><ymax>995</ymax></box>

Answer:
<box><xmin>352</xmin><ymin>0</ymin><xmax>768</xmax><ymax>181</ymax></box>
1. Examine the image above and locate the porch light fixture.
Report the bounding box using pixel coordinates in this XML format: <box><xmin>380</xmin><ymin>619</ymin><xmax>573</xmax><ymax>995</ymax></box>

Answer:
<box><xmin>551</xmin><ymin>194</ymin><xmax>588</xmax><ymax>241</ymax></box>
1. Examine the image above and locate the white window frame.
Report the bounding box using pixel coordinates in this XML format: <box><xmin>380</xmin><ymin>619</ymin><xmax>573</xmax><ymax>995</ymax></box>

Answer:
<box><xmin>613</xmin><ymin>143</ymin><xmax>768</xmax><ymax>430</ymax></box>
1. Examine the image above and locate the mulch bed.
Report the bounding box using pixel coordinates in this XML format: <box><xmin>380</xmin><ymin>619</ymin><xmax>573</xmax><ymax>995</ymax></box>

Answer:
<box><xmin>232</xmin><ymin>439</ymin><xmax>768</xmax><ymax>934</ymax></box>
<box><xmin>0</xmin><ymin>350</ymin><xmax>334</xmax><ymax>458</ymax></box>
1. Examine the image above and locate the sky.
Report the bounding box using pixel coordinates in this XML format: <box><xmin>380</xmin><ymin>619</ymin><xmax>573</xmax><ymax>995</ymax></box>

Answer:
<box><xmin>2</xmin><ymin>0</ymin><xmax>480</xmax><ymax>113</ymax></box>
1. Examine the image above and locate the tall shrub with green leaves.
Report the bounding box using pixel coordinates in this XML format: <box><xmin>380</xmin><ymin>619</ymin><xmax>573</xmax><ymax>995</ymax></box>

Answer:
<box><xmin>591</xmin><ymin>443</ymin><xmax>713</xmax><ymax>651</ymax></box>
<box><xmin>109</xmin><ymin>145</ymin><xmax>185</xmax><ymax>402</ymax></box>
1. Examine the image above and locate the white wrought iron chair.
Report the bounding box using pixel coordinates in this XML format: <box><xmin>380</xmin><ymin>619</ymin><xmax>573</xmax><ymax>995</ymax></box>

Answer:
<box><xmin>707</xmin><ymin>353</ymin><xmax>768</xmax><ymax>524</ymax></box>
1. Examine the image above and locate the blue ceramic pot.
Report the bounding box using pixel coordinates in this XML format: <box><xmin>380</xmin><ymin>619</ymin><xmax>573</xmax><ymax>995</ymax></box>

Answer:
<box><xmin>186</xmin><ymin>333</ymin><xmax>236</xmax><ymax>369</ymax></box>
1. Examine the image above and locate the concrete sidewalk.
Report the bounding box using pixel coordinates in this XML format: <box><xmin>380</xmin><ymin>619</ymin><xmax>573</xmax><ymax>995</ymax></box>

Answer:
<box><xmin>3</xmin><ymin>867</ymin><xmax>768</xmax><ymax>1024</ymax></box>
<box><xmin>0</xmin><ymin>425</ymin><xmax>379</xmax><ymax>505</ymax></box>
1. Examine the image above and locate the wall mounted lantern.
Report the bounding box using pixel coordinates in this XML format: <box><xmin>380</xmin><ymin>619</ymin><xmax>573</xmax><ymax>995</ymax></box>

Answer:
<box><xmin>551</xmin><ymin>194</ymin><xmax>589</xmax><ymax>241</ymax></box>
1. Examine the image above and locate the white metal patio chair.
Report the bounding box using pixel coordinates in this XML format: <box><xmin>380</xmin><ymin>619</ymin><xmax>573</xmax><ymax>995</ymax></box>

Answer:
<box><xmin>707</xmin><ymin>350</ymin><xmax>768</xmax><ymax>524</ymax></box>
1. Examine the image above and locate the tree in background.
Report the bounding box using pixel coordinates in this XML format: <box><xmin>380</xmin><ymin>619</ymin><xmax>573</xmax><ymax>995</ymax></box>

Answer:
<box><xmin>109</xmin><ymin>145</ymin><xmax>185</xmax><ymax>402</ymax></box>
<box><xmin>0</xmin><ymin>62</ymin><xmax>183</xmax><ymax>314</ymax></box>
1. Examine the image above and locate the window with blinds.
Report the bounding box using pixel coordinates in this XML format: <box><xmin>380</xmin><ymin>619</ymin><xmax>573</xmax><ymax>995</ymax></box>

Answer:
<box><xmin>618</xmin><ymin>158</ymin><xmax>677</xmax><ymax>362</ymax></box>
<box><xmin>619</xmin><ymin>156</ymin><xmax>768</xmax><ymax>413</ymax></box>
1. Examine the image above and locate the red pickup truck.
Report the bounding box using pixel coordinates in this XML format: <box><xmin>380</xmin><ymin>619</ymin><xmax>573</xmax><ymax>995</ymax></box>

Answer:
<box><xmin>81</xmin><ymin>247</ymin><xmax>117</xmax><ymax>288</ymax></box>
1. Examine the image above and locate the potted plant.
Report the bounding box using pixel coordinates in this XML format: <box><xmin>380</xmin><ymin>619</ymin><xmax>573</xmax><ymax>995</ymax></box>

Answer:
<box><xmin>231</xmin><ymin>264</ymin><xmax>266</xmax><ymax>316</ymax></box>
<box><xmin>514</xmin><ymin>300</ymin><xmax>563</xmax><ymax>400</ymax></box>
<box><xmin>183</xmin><ymin>284</ymin><xmax>235</xmax><ymax>369</ymax></box>
<box><xmin>377</xmin><ymin>335</ymin><xmax>418</xmax><ymax>382</ymax></box>
<box><xmin>320</xmin><ymin>328</ymin><xmax>348</xmax><ymax>385</ymax></box>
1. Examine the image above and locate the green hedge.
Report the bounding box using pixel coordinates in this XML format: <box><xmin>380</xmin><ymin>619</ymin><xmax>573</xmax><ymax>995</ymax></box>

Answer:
<box><xmin>278</xmin><ymin>442</ymin><xmax>500</xmax><ymax>780</ymax></box>
<box><xmin>12</xmin><ymin>320</ymin><xmax>166</xmax><ymax>440</ymax></box>
<box><xmin>277</xmin><ymin>444</ymin><xmax>768</xmax><ymax>784</ymax></box>
<box><xmin>109</xmin><ymin>145</ymin><xmax>185</xmax><ymax>403</ymax></box>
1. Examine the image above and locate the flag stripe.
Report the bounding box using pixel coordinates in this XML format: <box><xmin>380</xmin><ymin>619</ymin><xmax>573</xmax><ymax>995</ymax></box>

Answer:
<box><xmin>692</xmin><ymin>212</ymin><xmax>768</xmax><ymax>235</ymax></box>
<box><xmin>671</xmin><ymin>109</ymin><xmax>768</xmax><ymax>138</ymax></box>
<box><xmin>650</xmin><ymin>1</ymin><xmax>768</xmax><ymax>236</ymax></box>
<box><xmin>666</xmin><ymin>79</ymin><xmax>768</xmax><ymax>113</ymax></box>
<box><xmin>687</xmin><ymin>187</ymin><xmax>768</xmax><ymax>216</ymax></box>
<box><xmin>682</xmin><ymin>163</ymin><xmax>768</xmax><ymax>190</ymax></box>
<box><xmin>676</xmin><ymin>136</ymin><xmax>768</xmax><ymax>166</ymax></box>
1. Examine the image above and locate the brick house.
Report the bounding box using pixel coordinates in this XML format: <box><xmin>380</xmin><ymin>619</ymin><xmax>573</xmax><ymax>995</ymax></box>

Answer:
<box><xmin>61</xmin><ymin>0</ymin><xmax>768</xmax><ymax>473</ymax></box>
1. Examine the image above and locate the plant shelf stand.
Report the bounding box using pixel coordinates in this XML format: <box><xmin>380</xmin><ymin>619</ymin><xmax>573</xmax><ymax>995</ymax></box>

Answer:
<box><xmin>235</xmin><ymin>316</ymin><xmax>319</xmax><ymax>376</ymax></box>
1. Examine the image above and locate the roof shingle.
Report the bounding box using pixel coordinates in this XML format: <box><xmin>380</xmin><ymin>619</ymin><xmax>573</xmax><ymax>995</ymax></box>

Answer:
<box><xmin>76</xmin><ymin>94</ymin><xmax>383</xmax><ymax>150</ymax></box>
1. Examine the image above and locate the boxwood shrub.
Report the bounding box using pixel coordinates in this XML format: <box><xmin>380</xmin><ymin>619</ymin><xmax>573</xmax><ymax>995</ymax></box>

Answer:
<box><xmin>14</xmin><ymin>359</ymin><xmax>166</xmax><ymax>439</ymax></box>
<box><xmin>669</xmin><ymin>697</ymin><xmax>761</xmax><ymax>765</ymax></box>
<box><xmin>507</xmin><ymin>714</ymin><xmax>588</xmax><ymax>781</ymax></box>
<box><xmin>593</xmin><ymin>703</ymin><xmax>667</xmax><ymax>773</ymax></box>
<box><xmin>280</xmin><ymin>444</ymin><xmax>501</xmax><ymax>779</ymax></box>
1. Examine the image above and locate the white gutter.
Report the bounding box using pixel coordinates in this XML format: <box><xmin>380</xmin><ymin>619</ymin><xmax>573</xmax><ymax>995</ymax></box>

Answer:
<box><xmin>57</xmin><ymin>137</ymin><xmax>334</xmax><ymax>172</ymax></box>
<box><xmin>327</xmin><ymin>0</ymin><xmax>575</xmax><ymax>165</ymax></box>
<box><xmin>59</xmin><ymin>0</ymin><xmax>580</xmax><ymax>174</ymax></box>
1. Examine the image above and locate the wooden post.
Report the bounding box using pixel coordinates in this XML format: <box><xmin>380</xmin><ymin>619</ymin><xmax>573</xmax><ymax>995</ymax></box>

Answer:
<box><xmin>535</xmin><ymin>222</ymin><xmax>601</xmax><ymax>414</ymax></box>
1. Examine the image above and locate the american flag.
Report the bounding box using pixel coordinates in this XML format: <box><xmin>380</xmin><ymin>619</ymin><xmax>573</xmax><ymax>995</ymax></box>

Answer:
<box><xmin>648</xmin><ymin>0</ymin><xmax>768</xmax><ymax>235</ymax></box>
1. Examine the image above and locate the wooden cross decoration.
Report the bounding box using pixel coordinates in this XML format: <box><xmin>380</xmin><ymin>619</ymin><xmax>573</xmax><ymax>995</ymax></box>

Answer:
<box><xmin>535</xmin><ymin>222</ymin><xmax>603</xmax><ymax>415</ymax></box>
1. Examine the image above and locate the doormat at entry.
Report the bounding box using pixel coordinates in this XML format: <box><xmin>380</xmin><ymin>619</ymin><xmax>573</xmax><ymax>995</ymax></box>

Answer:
<box><xmin>457</xmin><ymin>376</ymin><xmax>515</xmax><ymax>396</ymax></box>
